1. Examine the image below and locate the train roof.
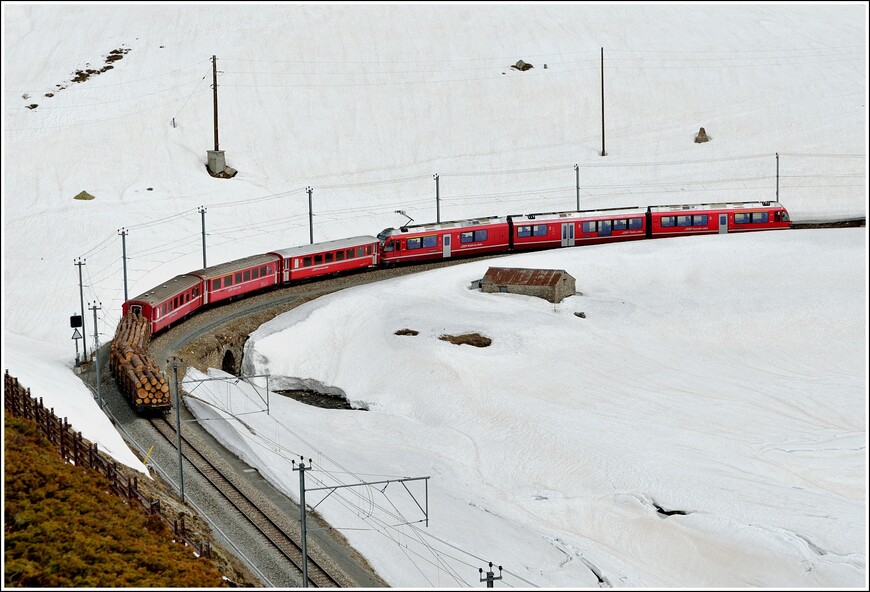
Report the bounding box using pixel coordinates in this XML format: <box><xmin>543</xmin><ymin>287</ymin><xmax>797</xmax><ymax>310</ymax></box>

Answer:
<box><xmin>127</xmin><ymin>274</ymin><xmax>202</xmax><ymax>306</ymax></box>
<box><xmin>648</xmin><ymin>201</ymin><xmax>784</xmax><ymax>213</ymax></box>
<box><xmin>189</xmin><ymin>253</ymin><xmax>280</xmax><ymax>281</ymax></box>
<box><xmin>379</xmin><ymin>215</ymin><xmax>507</xmax><ymax>238</ymax></box>
<box><xmin>268</xmin><ymin>235</ymin><xmax>378</xmax><ymax>258</ymax></box>
<box><xmin>513</xmin><ymin>206</ymin><xmax>645</xmax><ymax>222</ymax></box>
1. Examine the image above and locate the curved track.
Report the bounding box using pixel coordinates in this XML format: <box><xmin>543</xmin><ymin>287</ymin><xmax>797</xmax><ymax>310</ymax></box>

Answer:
<box><xmin>150</xmin><ymin>415</ymin><xmax>340</xmax><ymax>587</ymax></box>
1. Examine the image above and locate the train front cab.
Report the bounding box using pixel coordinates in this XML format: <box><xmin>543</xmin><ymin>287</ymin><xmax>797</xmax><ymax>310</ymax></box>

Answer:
<box><xmin>649</xmin><ymin>202</ymin><xmax>791</xmax><ymax>238</ymax></box>
<box><xmin>718</xmin><ymin>203</ymin><xmax>791</xmax><ymax>234</ymax></box>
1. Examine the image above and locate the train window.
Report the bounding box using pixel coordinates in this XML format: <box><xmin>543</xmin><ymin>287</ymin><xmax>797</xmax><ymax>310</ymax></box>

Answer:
<box><xmin>347</xmin><ymin>248</ymin><xmax>355</xmax><ymax>258</ymax></box>
<box><xmin>244</xmin><ymin>270</ymin><xmax>251</xmax><ymax>281</ymax></box>
<box><xmin>357</xmin><ymin>246</ymin><xmax>365</xmax><ymax>257</ymax></box>
<box><xmin>253</xmin><ymin>267</ymin><xmax>259</xmax><ymax>279</ymax></box>
<box><xmin>751</xmin><ymin>212</ymin><xmax>768</xmax><ymax>223</ymax></box>
<box><xmin>326</xmin><ymin>252</ymin><xmax>334</xmax><ymax>262</ymax></box>
<box><xmin>407</xmin><ymin>238</ymin><xmax>422</xmax><ymax>250</ymax></box>
<box><xmin>314</xmin><ymin>254</ymin><xmax>323</xmax><ymax>264</ymax></box>
<box><xmin>212</xmin><ymin>279</ymin><xmax>220</xmax><ymax>290</ymax></box>
<box><xmin>629</xmin><ymin>218</ymin><xmax>643</xmax><ymax>229</ymax></box>
<box><xmin>533</xmin><ymin>225</ymin><xmax>548</xmax><ymax>236</ymax></box>
<box><xmin>517</xmin><ymin>226</ymin><xmax>532</xmax><ymax>237</ymax></box>
<box><xmin>232</xmin><ymin>273</ymin><xmax>239</xmax><ymax>283</ymax></box>
<box><xmin>474</xmin><ymin>230</ymin><xmax>488</xmax><ymax>241</ymax></box>
<box><xmin>382</xmin><ymin>242</ymin><xmax>393</xmax><ymax>252</ymax></box>
<box><xmin>460</xmin><ymin>232</ymin><xmax>474</xmax><ymax>244</ymax></box>
<box><xmin>676</xmin><ymin>215</ymin><xmax>692</xmax><ymax>227</ymax></box>
<box><xmin>735</xmin><ymin>213</ymin><xmax>750</xmax><ymax>224</ymax></box>
<box><xmin>582</xmin><ymin>221</ymin><xmax>597</xmax><ymax>233</ymax></box>
<box><xmin>613</xmin><ymin>219</ymin><xmax>627</xmax><ymax>230</ymax></box>
<box><xmin>336</xmin><ymin>250</ymin><xmax>345</xmax><ymax>261</ymax></box>
<box><xmin>366</xmin><ymin>245</ymin><xmax>372</xmax><ymax>255</ymax></box>
<box><xmin>422</xmin><ymin>235</ymin><xmax>438</xmax><ymax>248</ymax></box>
<box><xmin>782</xmin><ymin>211</ymin><xmax>789</xmax><ymax>222</ymax></box>
<box><xmin>225</xmin><ymin>275</ymin><xmax>233</xmax><ymax>286</ymax></box>
<box><xmin>661</xmin><ymin>216</ymin><xmax>675</xmax><ymax>227</ymax></box>
<box><xmin>303</xmin><ymin>256</ymin><xmax>312</xmax><ymax>266</ymax></box>
<box><xmin>692</xmin><ymin>215</ymin><xmax>708</xmax><ymax>226</ymax></box>
<box><xmin>260</xmin><ymin>265</ymin><xmax>267</xmax><ymax>275</ymax></box>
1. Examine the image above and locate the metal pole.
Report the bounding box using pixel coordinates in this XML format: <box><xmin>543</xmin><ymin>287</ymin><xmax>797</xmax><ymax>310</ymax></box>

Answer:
<box><xmin>199</xmin><ymin>206</ymin><xmax>207</xmax><ymax>268</ymax></box>
<box><xmin>600</xmin><ymin>47</ymin><xmax>606</xmax><ymax>157</ymax></box>
<box><xmin>574</xmin><ymin>164</ymin><xmax>580</xmax><ymax>210</ymax></box>
<box><xmin>307</xmin><ymin>186</ymin><xmax>314</xmax><ymax>245</ymax></box>
<box><xmin>119</xmin><ymin>228</ymin><xmax>128</xmax><ymax>301</ymax></box>
<box><xmin>775</xmin><ymin>152</ymin><xmax>779</xmax><ymax>202</ymax></box>
<box><xmin>434</xmin><ymin>173</ymin><xmax>440</xmax><ymax>223</ymax></box>
<box><xmin>90</xmin><ymin>302</ymin><xmax>102</xmax><ymax>409</ymax></box>
<box><xmin>172</xmin><ymin>359</ymin><xmax>185</xmax><ymax>503</ymax></box>
<box><xmin>75</xmin><ymin>259</ymin><xmax>88</xmax><ymax>359</ymax></box>
<box><xmin>293</xmin><ymin>458</ymin><xmax>310</xmax><ymax>587</ymax></box>
<box><xmin>212</xmin><ymin>55</ymin><xmax>219</xmax><ymax>151</ymax></box>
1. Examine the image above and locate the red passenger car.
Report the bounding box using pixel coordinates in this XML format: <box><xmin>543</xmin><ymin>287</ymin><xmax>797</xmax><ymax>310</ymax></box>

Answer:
<box><xmin>268</xmin><ymin>236</ymin><xmax>379</xmax><ymax>282</ymax></box>
<box><xmin>192</xmin><ymin>253</ymin><xmax>281</xmax><ymax>305</ymax></box>
<box><xmin>648</xmin><ymin>201</ymin><xmax>791</xmax><ymax>238</ymax></box>
<box><xmin>378</xmin><ymin>216</ymin><xmax>510</xmax><ymax>264</ymax></box>
<box><xmin>122</xmin><ymin>274</ymin><xmax>205</xmax><ymax>334</ymax></box>
<box><xmin>510</xmin><ymin>206</ymin><xmax>647</xmax><ymax>250</ymax></box>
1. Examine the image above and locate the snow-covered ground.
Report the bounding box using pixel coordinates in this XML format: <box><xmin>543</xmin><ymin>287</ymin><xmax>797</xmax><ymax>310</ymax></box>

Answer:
<box><xmin>2</xmin><ymin>3</ymin><xmax>867</xmax><ymax>588</ymax></box>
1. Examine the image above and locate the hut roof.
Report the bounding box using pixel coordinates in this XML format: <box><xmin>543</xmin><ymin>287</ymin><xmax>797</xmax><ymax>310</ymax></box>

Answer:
<box><xmin>482</xmin><ymin>267</ymin><xmax>570</xmax><ymax>288</ymax></box>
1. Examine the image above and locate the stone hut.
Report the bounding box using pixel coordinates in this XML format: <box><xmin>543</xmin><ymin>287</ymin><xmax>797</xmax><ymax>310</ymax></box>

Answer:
<box><xmin>481</xmin><ymin>267</ymin><xmax>576</xmax><ymax>304</ymax></box>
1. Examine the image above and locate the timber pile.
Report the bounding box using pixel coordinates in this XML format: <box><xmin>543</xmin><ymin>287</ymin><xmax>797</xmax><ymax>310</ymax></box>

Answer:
<box><xmin>110</xmin><ymin>312</ymin><xmax>170</xmax><ymax>409</ymax></box>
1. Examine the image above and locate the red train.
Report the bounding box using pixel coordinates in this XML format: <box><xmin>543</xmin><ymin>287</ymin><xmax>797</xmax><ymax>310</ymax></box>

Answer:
<box><xmin>377</xmin><ymin>200</ymin><xmax>790</xmax><ymax>265</ymax></box>
<box><xmin>122</xmin><ymin>236</ymin><xmax>379</xmax><ymax>334</ymax></box>
<box><xmin>119</xmin><ymin>200</ymin><xmax>789</xmax><ymax>412</ymax></box>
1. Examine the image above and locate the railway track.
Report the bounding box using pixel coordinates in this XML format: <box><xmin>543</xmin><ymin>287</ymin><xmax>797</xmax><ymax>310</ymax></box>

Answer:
<box><xmin>149</xmin><ymin>414</ymin><xmax>341</xmax><ymax>588</ymax></box>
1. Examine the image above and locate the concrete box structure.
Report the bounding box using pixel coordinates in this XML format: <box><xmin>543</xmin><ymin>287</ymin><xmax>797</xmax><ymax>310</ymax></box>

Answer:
<box><xmin>481</xmin><ymin>267</ymin><xmax>576</xmax><ymax>303</ymax></box>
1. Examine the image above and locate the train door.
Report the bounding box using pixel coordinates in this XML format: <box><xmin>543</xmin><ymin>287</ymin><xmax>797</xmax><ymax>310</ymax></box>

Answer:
<box><xmin>561</xmin><ymin>223</ymin><xmax>575</xmax><ymax>247</ymax></box>
<box><xmin>718</xmin><ymin>214</ymin><xmax>728</xmax><ymax>234</ymax></box>
<box><xmin>443</xmin><ymin>234</ymin><xmax>451</xmax><ymax>258</ymax></box>
<box><xmin>598</xmin><ymin>220</ymin><xmax>612</xmax><ymax>237</ymax></box>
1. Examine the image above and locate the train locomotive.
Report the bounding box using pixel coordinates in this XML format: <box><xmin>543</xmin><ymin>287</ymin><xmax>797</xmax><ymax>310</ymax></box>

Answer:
<box><xmin>118</xmin><ymin>200</ymin><xmax>790</xmax><ymax>413</ymax></box>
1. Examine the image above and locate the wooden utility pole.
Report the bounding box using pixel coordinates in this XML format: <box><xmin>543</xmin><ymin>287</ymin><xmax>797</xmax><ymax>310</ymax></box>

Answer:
<box><xmin>600</xmin><ymin>47</ymin><xmax>606</xmax><ymax>157</ymax></box>
<box><xmin>212</xmin><ymin>55</ymin><xmax>219</xmax><ymax>151</ymax></box>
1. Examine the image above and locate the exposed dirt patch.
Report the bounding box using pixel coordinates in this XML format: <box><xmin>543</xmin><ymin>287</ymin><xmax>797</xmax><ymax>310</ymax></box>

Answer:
<box><xmin>439</xmin><ymin>332</ymin><xmax>492</xmax><ymax>347</ymax></box>
<box><xmin>395</xmin><ymin>328</ymin><xmax>418</xmax><ymax>336</ymax></box>
<box><xmin>274</xmin><ymin>389</ymin><xmax>363</xmax><ymax>410</ymax></box>
<box><xmin>27</xmin><ymin>47</ymin><xmax>132</xmax><ymax>108</ymax></box>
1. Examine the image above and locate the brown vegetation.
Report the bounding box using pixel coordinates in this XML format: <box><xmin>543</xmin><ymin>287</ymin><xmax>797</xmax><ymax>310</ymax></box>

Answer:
<box><xmin>439</xmin><ymin>333</ymin><xmax>492</xmax><ymax>347</ymax></box>
<box><xmin>3</xmin><ymin>412</ymin><xmax>225</xmax><ymax>588</ymax></box>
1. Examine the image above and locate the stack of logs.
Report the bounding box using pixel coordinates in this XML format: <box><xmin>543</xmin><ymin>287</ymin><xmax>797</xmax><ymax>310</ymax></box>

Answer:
<box><xmin>110</xmin><ymin>312</ymin><xmax>171</xmax><ymax>410</ymax></box>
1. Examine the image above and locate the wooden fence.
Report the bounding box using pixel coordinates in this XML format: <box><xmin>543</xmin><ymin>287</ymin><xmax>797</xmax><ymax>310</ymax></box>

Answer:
<box><xmin>4</xmin><ymin>370</ymin><xmax>210</xmax><ymax>558</ymax></box>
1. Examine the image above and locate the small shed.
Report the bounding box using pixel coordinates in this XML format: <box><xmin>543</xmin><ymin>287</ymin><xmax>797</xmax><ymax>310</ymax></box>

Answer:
<box><xmin>481</xmin><ymin>267</ymin><xmax>576</xmax><ymax>303</ymax></box>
